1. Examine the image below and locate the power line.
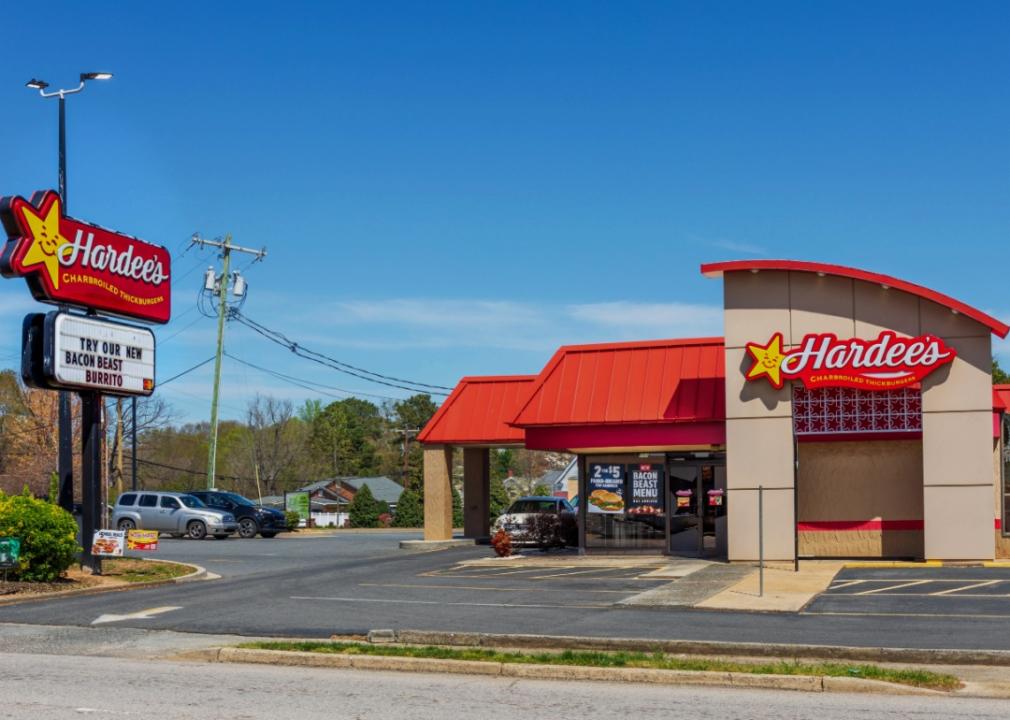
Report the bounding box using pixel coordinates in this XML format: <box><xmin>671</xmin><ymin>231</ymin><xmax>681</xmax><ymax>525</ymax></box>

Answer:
<box><xmin>122</xmin><ymin>453</ymin><xmax>251</xmax><ymax>484</ymax></box>
<box><xmin>224</xmin><ymin>352</ymin><xmax>402</xmax><ymax>402</ymax></box>
<box><xmin>158</xmin><ymin>356</ymin><xmax>215</xmax><ymax>386</ymax></box>
<box><xmin>230</xmin><ymin>310</ymin><xmax>451</xmax><ymax>396</ymax></box>
<box><xmin>158</xmin><ymin>314</ymin><xmax>205</xmax><ymax>346</ymax></box>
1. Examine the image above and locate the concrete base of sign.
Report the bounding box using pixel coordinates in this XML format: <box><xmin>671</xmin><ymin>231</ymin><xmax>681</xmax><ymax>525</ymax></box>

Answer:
<box><xmin>399</xmin><ymin>538</ymin><xmax>476</xmax><ymax>552</ymax></box>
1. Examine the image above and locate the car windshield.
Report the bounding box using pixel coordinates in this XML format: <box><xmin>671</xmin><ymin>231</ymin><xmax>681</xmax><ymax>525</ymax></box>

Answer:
<box><xmin>180</xmin><ymin>496</ymin><xmax>206</xmax><ymax>508</ymax></box>
<box><xmin>223</xmin><ymin>493</ymin><xmax>256</xmax><ymax>507</ymax></box>
<box><xmin>507</xmin><ymin>500</ymin><xmax>556</xmax><ymax>514</ymax></box>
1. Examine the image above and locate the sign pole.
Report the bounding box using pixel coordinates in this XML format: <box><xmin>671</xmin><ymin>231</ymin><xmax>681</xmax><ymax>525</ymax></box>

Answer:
<box><xmin>81</xmin><ymin>391</ymin><xmax>103</xmax><ymax>575</ymax></box>
<box><xmin>131</xmin><ymin>397</ymin><xmax>138</xmax><ymax>491</ymax></box>
<box><xmin>55</xmin><ymin>94</ymin><xmax>74</xmax><ymax>514</ymax></box>
<box><xmin>758</xmin><ymin>484</ymin><xmax>764</xmax><ymax>598</ymax></box>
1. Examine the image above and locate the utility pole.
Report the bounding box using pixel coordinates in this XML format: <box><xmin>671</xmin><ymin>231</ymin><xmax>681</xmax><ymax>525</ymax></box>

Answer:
<box><xmin>398</xmin><ymin>427</ymin><xmax>420</xmax><ymax>490</ymax></box>
<box><xmin>191</xmin><ymin>234</ymin><xmax>266</xmax><ymax>490</ymax></box>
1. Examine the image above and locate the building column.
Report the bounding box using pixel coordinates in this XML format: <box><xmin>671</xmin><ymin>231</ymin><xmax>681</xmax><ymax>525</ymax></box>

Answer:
<box><xmin>423</xmin><ymin>445</ymin><xmax>454</xmax><ymax>541</ymax></box>
<box><xmin>462</xmin><ymin>447</ymin><xmax>490</xmax><ymax>540</ymax></box>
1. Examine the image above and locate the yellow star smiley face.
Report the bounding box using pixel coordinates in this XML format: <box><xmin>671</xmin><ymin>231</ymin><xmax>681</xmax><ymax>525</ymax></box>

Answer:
<box><xmin>19</xmin><ymin>197</ymin><xmax>68</xmax><ymax>290</ymax></box>
<box><xmin>745</xmin><ymin>333</ymin><xmax>786</xmax><ymax>389</ymax></box>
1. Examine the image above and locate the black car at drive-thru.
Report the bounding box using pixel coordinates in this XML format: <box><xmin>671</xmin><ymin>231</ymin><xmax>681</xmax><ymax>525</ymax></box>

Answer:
<box><xmin>186</xmin><ymin>491</ymin><xmax>288</xmax><ymax>539</ymax></box>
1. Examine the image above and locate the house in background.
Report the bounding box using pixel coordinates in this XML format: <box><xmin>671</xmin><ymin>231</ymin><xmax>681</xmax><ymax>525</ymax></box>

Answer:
<box><xmin>261</xmin><ymin>475</ymin><xmax>404</xmax><ymax>527</ymax></box>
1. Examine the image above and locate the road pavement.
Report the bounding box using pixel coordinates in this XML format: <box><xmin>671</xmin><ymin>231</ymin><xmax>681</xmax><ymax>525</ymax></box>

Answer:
<box><xmin>2</xmin><ymin>651</ymin><xmax>1005</xmax><ymax>719</ymax></box>
<box><xmin>5</xmin><ymin>533</ymin><xmax>1010</xmax><ymax>650</ymax></box>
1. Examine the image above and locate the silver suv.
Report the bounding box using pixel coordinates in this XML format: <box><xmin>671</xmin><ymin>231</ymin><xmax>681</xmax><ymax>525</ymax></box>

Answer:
<box><xmin>113</xmin><ymin>491</ymin><xmax>238</xmax><ymax>540</ymax></box>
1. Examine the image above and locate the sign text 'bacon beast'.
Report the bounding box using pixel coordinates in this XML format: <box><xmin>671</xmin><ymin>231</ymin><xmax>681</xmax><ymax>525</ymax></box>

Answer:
<box><xmin>745</xmin><ymin>331</ymin><xmax>956</xmax><ymax>391</ymax></box>
<box><xmin>0</xmin><ymin>190</ymin><xmax>171</xmax><ymax>324</ymax></box>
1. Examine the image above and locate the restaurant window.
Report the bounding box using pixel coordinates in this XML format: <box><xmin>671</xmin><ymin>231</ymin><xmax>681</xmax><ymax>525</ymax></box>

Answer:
<box><xmin>584</xmin><ymin>456</ymin><xmax>666</xmax><ymax>551</ymax></box>
<box><xmin>1003</xmin><ymin>417</ymin><xmax>1010</xmax><ymax>537</ymax></box>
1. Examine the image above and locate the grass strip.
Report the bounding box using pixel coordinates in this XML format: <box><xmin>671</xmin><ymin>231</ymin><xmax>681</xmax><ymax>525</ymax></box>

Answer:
<box><xmin>100</xmin><ymin>558</ymin><xmax>191</xmax><ymax>584</ymax></box>
<box><xmin>238</xmin><ymin>641</ymin><xmax>959</xmax><ymax>691</ymax></box>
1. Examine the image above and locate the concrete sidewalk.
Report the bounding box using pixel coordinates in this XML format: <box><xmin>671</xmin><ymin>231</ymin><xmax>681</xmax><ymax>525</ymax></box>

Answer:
<box><xmin>696</xmin><ymin>561</ymin><xmax>843</xmax><ymax>612</ymax></box>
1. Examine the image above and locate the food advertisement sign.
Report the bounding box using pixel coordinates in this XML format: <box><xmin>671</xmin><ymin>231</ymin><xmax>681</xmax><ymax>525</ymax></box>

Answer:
<box><xmin>92</xmin><ymin>530</ymin><xmax>125</xmax><ymax>557</ymax></box>
<box><xmin>285</xmin><ymin>491</ymin><xmax>311</xmax><ymax>523</ymax></box>
<box><xmin>587</xmin><ymin>464</ymin><xmax>624</xmax><ymax>514</ymax></box>
<box><xmin>39</xmin><ymin>312</ymin><xmax>155</xmax><ymax>397</ymax></box>
<box><xmin>0</xmin><ymin>190</ymin><xmax>171</xmax><ymax>324</ymax></box>
<box><xmin>627</xmin><ymin>463</ymin><xmax>664</xmax><ymax>517</ymax></box>
<box><xmin>0</xmin><ymin>537</ymin><xmax>20</xmax><ymax>570</ymax></box>
<box><xmin>745</xmin><ymin>331</ymin><xmax>956</xmax><ymax>391</ymax></box>
<box><xmin>126</xmin><ymin>529</ymin><xmax>159</xmax><ymax>551</ymax></box>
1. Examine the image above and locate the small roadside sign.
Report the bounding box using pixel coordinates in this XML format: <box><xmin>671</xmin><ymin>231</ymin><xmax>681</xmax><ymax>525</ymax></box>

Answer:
<box><xmin>126</xmin><ymin>529</ymin><xmax>158</xmax><ymax>551</ymax></box>
<box><xmin>92</xmin><ymin>530</ymin><xmax>125</xmax><ymax>557</ymax></box>
<box><xmin>0</xmin><ymin>537</ymin><xmax>20</xmax><ymax>569</ymax></box>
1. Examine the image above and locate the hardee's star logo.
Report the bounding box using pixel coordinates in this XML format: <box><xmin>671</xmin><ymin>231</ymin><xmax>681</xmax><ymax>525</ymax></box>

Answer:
<box><xmin>18</xmin><ymin>195</ymin><xmax>69</xmax><ymax>289</ymax></box>
<box><xmin>745</xmin><ymin>332</ymin><xmax>786</xmax><ymax>389</ymax></box>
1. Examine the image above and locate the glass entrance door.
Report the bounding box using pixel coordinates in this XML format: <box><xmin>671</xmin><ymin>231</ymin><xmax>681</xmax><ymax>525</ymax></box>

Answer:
<box><xmin>668</xmin><ymin>465</ymin><xmax>700</xmax><ymax>554</ymax></box>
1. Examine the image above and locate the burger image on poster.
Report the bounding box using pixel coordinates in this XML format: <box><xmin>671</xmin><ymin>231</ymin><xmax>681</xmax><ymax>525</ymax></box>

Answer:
<box><xmin>587</xmin><ymin>464</ymin><xmax>625</xmax><ymax>514</ymax></box>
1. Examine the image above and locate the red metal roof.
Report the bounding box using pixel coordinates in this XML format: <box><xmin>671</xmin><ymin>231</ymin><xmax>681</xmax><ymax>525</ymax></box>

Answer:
<box><xmin>994</xmin><ymin>385</ymin><xmax>1010</xmax><ymax>412</ymax></box>
<box><xmin>701</xmin><ymin>260</ymin><xmax>1010</xmax><ymax>338</ymax></box>
<box><xmin>417</xmin><ymin>375</ymin><xmax>534</xmax><ymax>446</ymax></box>
<box><xmin>511</xmin><ymin>337</ymin><xmax>725</xmax><ymax>427</ymax></box>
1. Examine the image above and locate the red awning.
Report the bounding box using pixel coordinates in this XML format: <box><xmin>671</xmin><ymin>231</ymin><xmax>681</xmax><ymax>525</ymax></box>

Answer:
<box><xmin>510</xmin><ymin>338</ymin><xmax>726</xmax><ymax>450</ymax></box>
<box><xmin>417</xmin><ymin>375</ymin><xmax>534</xmax><ymax>446</ymax></box>
<box><xmin>701</xmin><ymin>259</ymin><xmax>1010</xmax><ymax>338</ymax></box>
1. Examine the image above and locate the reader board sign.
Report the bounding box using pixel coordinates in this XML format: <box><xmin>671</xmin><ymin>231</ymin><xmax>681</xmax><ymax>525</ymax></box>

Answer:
<box><xmin>627</xmin><ymin>463</ymin><xmax>664</xmax><ymax>516</ymax></box>
<box><xmin>92</xmin><ymin>530</ymin><xmax>125</xmax><ymax>557</ymax></box>
<box><xmin>126</xmin><ymin>529</ymin><xmax>159</xmax><ymax>551</ymax></box>
<box><xmin>0</xmin><ymin>537</ymin><xmax>20</xmax><ymax>570</ymax></box>
<box><xmin>0</xmin><ymin>190</ymin><xmax>171</xmax><ymax>324</ymax></box>
<box><xmin>285</xmin><ymin>491</ymin><xmax>310</xmax><ymax>524</ymax></box>
<box><xmin>587</xmin><ymin>463</ymin><xmax>624</xmax><ymax>514</ymax></box>
<box><xmin>34</xmin><ymin>312</ymin><xmax>155</xmax><ymax>397</ymax></box>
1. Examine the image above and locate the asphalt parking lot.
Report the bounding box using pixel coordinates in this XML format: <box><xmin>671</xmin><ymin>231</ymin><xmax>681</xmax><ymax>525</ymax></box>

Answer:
<box><xmin>804</xmin><ymin>566</ymin><xmax>1010</xmax><ymax>617</ymax></box>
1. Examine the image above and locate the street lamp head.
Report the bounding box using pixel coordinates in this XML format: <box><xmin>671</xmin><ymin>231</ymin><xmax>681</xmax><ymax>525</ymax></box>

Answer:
<box><xmin>80</xmin><ymin>72</ymin><xmax>113</xmax><ymax>82</ymax></box>
<box><xmin>25</xmin><ymin>78</ymin><xmax>49</xmax><ymax>90</ymax></box>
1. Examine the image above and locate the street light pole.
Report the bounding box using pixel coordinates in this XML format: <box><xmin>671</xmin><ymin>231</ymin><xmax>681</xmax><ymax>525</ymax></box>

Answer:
<box><xmin>25</xmin><ymin>72</ymin><xmax>112</xmax><ymax>570</ymax></box>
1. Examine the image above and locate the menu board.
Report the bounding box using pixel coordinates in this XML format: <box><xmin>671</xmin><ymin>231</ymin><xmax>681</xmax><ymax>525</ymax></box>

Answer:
<box><xmin>587</xmin><ymin>463</ymin><xmax>625</xmax><ymax>514</ymax></box>
<box><xmin>627</xmin><ymin>463</ymin><xmax>665</xmax><ymax>516</ymax></box>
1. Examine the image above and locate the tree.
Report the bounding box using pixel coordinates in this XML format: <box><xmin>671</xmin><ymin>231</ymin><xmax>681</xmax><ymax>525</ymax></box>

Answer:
<box><xmin>452</xmin><ymin>484</ymin><xmax>463</xmax><ymax>527</ymax></box>
<box><xmin>239</xmin><ymin>395</ymin><xmax>306</xmax><ymax>498</ymax></box>
<box><xmin>310</xmin><ymin>398</ymin><xmax>383</xmax><ymax>476</ymax></box>
<box><xmin>491</xmin><ymin>448</ymin><xmax>515</xmax><ymax>481</ymax></box>
<box><xmin>386</xmin><ymin>394</ymin><xmax>438</xmax><ymax>491</ymax></box>
<box><xmin>489</xmin><ymin>476</ymin><xmax>510</xmax><ymax>521</ymax></box>
<box><xmin>348</xmin><ymin>483</ymin><xmax>381</xmax><ymax>528</ymax></box>
<box><xmin>392</xmin><ymin>488</ymin><xmax>423</xmax><ymax>527</ymax></box>
<box><xmin>994</xmin><ymin>359</ymin><xmax>1010</xmax><ymax>384</ymax></box>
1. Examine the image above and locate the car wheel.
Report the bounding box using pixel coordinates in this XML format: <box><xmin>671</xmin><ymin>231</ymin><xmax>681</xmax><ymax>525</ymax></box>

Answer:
<box><xmin>212</xmin><ymin>534</ymin><xmax>229</xmax><ymax>540</ymax></box>
<box><xmin>260</xmin><ymin>532</ymin><xmax>277</xmax><ymax>539</ymax></box>
<box><xmin>186</xmin><ymin>520</ymin><xmax>207</xmax><ymax>540</ymax></box>
<box><xmin>238</xmin><ymin>518</ymin><xmax>259</xmax><ymax>539</ymax></box>
<box><xmin>117</xmin><ymin>518</ymin><xmax>136</xmax><ymax>532</ymax></box>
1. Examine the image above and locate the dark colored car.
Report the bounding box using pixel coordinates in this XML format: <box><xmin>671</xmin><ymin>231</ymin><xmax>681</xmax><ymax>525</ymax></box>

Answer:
<box><xmin>186</xmin><ymin>491</ymin><xmax>288</xmax><ymax>539</ymax></box>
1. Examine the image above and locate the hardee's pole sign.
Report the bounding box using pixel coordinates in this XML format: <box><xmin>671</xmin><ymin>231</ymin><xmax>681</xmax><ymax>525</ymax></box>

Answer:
<box><xmin>0</xmin><ymin>190</ymin><xmax>171</xmax><ymax>324</ymax></box>
<box><xmin>745</xmin><ymin>331</ymin><xmax>955</xmax><ymax>391</ymax></box>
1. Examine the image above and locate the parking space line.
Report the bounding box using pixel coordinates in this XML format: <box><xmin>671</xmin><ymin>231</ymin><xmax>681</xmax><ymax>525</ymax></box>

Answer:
<box><xmin>827</xmin><ymin>579</ymin><xmax>867</xmax><ymax>590</ymax></box>
<box><xmin>358</xmin><ymin>582</ymin><xmax>634</xmax><ymax>594</ymax></box>
<box><xmin>291</xmin><ymin>596</ymin><xmax>611</xmax><ymax>610</ymax></box>
<box><xmin>528</xmin><ymin>567</ymin><xmax>633</xmax><ymax>579</ymax></box>
<box><xmin>930</xmin><ymin>580</ymin><xmax>1002</xmax><ymax>596</ymax></box>
<box><xmin>854</xmin><ymin>579</ymin><xmax>932</xmax><ymax>595</ymax></box>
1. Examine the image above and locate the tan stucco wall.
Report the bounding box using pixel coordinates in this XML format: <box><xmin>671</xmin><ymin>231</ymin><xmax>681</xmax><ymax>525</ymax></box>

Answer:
<box><xmin>723</xmin><ymin>270</ymin><xmax>996</xmax><ymax>561</ymax></box>
<box><xmin>797</xmin><ymin>440</ymin><xmax>923</xmax><ymax>558</ymax></box>
<box><xmin>423</xmin><ymin>445</ymin><xmax>454</xmax><ymax>541</ymax></box>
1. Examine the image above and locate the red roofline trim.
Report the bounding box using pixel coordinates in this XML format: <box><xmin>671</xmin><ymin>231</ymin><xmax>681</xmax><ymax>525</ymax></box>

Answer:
<box><xmin>701</xmin><ymin>260</ymin><xmax>1009</xmax><ymax>338</ymax></box>
<box><xmin>509</xmin><ymin>336</ymin><xmax>724</xmax><ymax>427</ymax></box>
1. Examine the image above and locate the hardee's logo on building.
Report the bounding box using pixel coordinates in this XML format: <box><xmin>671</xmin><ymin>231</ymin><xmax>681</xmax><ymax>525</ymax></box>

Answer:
<box><xmin>0</xmin><ymin>190</ymin><xmax>171</xmax><ymax>324</ymax></box>
<box><xmin>745</xmin><ymin>331</ymin><xmax>956</xmax><ymax>391</ymax></box>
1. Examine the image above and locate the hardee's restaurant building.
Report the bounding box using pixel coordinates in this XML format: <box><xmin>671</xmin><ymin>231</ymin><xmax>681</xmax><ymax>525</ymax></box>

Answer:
<box><xmin>418</xmin><ymin>260</ymin><xmax>1010</xmax><ymax>562</ymax></box>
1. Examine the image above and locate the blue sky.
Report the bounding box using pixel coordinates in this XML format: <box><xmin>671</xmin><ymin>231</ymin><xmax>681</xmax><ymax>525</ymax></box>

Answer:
<box><xmin>1</xmin><ymin>2</ymin><xmax>1009</xmax><ymax>422</ymax></box>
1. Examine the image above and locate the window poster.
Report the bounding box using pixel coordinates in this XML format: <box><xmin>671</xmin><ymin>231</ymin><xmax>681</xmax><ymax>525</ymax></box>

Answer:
<box><xmin>627</xmin><ymin>463</ymin><xmax>665</xmax><ymax>516</ymax></box>
<box><xmin>587</xmin><ymin>464</ymin><xmax>625</xmax><ymax>514</ymax></box>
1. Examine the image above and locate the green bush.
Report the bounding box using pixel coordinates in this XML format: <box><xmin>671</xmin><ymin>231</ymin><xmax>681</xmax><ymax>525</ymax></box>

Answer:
<box><xmin>284</xmin><ymin>511</ymin><xmax>301</xmax><ymax>531</ymax></box>
<box><xmin>489</xmin><ymin>477</ymin><xmax>510</xmax><ymax>522</ymax></box>
<box><xmin>393</xmin><ymin>488</ymin><xmax>423</xmax><ymax>527</ymax></box>
<box><xmin>348</xmin><ymin>484</ymin><xmax>380</xmax><ymax>528</ymax></box>
<box><xmin>0</xmin><ymin>490</ymin><xmax>80</xmax><ymax>581</ymax></box>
